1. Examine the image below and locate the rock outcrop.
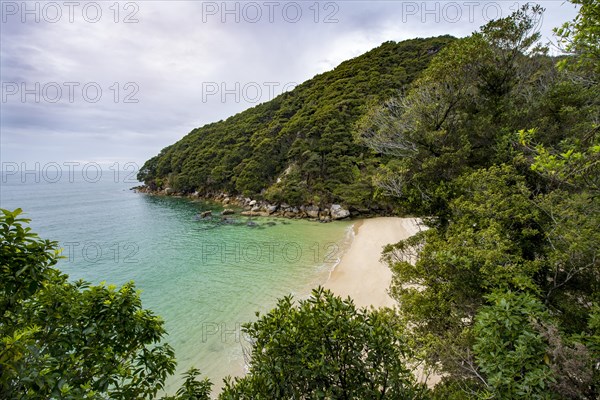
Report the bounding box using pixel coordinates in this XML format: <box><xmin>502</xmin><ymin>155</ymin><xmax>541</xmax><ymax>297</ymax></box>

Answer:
<box><xmin>304</xmin><ymin>205</ymin><xmax>320</xmax><ymax>218</ymax></box>
<box><xmin>266</xmin><ymin>205</ymin><xmax>278</xmax><ymax>214</ymax></box>
<box><xmin>330</xmin><ymin>204</ymin><xmax>350</xmax><ymax>220</ymax></box>
<box><xmin>138</xmin><ymin>188</ymin><xmax>362</xmax><ymax>221</ymax></box>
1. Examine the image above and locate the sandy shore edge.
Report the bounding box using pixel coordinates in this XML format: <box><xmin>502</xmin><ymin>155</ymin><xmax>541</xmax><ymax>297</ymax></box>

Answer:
<box><xmin>324</xmin><ymin>217</ymin><xmax>421</xmax><ymax>308</ymax></box>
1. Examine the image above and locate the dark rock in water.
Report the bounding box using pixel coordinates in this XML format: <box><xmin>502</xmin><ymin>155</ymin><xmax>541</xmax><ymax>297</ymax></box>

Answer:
<box><xmin>199</xmin><ymin>210</ymin><xmax>212</xmax><ymax>219</ymax></box>
<box><xmin>221</xmin><ymin>217</ymin><xmax>236</xmax><ymax>225</ymax></box>
<box><xmin>222</xmin><ymin>209</ymin><xmax>235</xmax><ymax>215</ymax></box>
<box><xmin>247</xmin><ymin>221</ymin><xmax>258</xmax><ymax>227</ymax></box>
<box><xmin>265</xmin><ymin>221</ymin><xmax>276</xmax><ymax>226</ymax></box>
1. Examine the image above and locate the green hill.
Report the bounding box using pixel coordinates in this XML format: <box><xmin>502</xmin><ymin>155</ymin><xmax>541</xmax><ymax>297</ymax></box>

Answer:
<box><xmin>137</xmin><ymin>36</ymin><xmax>456</xmax><ymax>211</ymax></box>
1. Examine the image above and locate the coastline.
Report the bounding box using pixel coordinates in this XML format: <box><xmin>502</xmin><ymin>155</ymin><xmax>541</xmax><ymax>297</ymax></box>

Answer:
<box><xmin>324</xmin><ymin>217</ymin><xmax>421</xmax><ymax>308</ymax></box>
<box><xmin>133</xmin><ymin>186</ymin><xmax>394</xmax><ymax>222</ymax></box>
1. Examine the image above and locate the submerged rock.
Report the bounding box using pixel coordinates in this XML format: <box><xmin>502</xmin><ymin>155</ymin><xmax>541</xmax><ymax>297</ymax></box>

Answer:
<box><xmin>199</xmin><ymin>210</ymin><xmax>212</xmax><ymax>219</ymax></box>
<box><xmin>241</xmin><ymin>211</ymin><xmax>269</xmax><ymax>217</ymax></box>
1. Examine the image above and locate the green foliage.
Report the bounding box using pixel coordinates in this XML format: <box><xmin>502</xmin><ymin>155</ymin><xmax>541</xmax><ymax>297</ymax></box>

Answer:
<box><xmin>519</xmin><ymin>0</ymin><xmax>600</xmax><ymax>195</ymax></box>
<box><xmin>473</xmin><ymin>291</ymin><xmax>554</xmax><ymax>399</ymax></box>
<box><xmin>0</xmin><ymin>209</ymin><xmax>211</xmax><ymax>400</ymax></box>
<box><xmin>162</xmin><ymin>368</ymin><xmax>212</xmax><ymax>400</ymax></box>
<box><xmin>359</xmin><ymin>5</ymin><xmax>555</xmax><ymax>219</ymax></box>
<box><xmin>387</xmin><ymin>165</ymin><xmax>539</xmax><ymax>312</ymax></box>
<box><xmin>220</xmin><ymin>287</ymin><xmax>424</xmax><ymax>399</ymax></box>
<box><xmin>138</xmin><ymin>36</ymin><xmax>456</xmax><ymax>208</ymax></box>
<box><xmin>372</xmin><ymin>3</ymin><xmax>599</xmax><ymax>398</ymax></box>
<box><xmin>0</xmin><ymin>208</ymin><xmax>61</xmax><ymax>318</ymax></box>
<box><xmin>554</xmin><ymin>0</ymin><xmax>600</xmax><ymax>78</ymax></box>
<box><xmin>533</xmin><ymin>191</ymin><xmax>600</xmax><ymax>332</ymax></box>
<box><xmin>8</xmin><ymin>2</ymin><xmax>600</xmax><ymax>399</ymax></box>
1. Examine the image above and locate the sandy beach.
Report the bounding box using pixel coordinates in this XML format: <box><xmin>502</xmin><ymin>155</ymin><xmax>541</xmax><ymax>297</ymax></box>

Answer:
<box><xmin>325</xmin><ymin>217</ymin><xmax>421</xmax><ymax>308</ymax></box>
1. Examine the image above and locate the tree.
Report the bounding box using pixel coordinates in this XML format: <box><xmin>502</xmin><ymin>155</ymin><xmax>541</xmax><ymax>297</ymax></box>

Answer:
<box><xmin>220</xmin><ymin>287</ymin><xmax>424</xmax><ymax>399</ymax></box>
<box><xmin>383</xmin><ymin>165</ymin><xmax>544</xmax><ymax>382</ymax></box>
<box><xmin>554</xmin><ymin>0</ymin><xmax>600</xmax><ymax>79</ymax></box>
<box><xmin>473</xmin><ymin>291</ymin><xmax>554</xmax><ymax>399</ymax></box>
<box><xmin>162</xmin><ymin>368</ymin><xmax>212</xmax><ymax>400</ymax></box>
<box><xmin>358</xmin><ymin>5</ymin><xmax>550</xmax><ymax>219</ymax></box>
<box><xmin>0</xmin><ymin>209</ymin><xmax>210</xmax><ymax>400</ymax></box>
<box><xmin>519</xmin><ymin>0</ymin><xmax>600</xmax><ymax>195</ymax></box>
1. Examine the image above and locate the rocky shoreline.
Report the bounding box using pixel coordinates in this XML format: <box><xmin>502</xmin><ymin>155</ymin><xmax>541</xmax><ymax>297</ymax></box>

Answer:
<box><xmin>132</xmin><ymin>186</ymin><xmax>355</xmax><ymax>222</ymax></box>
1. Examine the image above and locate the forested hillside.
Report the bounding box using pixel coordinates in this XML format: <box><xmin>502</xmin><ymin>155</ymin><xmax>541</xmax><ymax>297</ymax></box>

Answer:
<box><xmin>137</xmin><ymin>36</ymin><xmax>455</xmax><ymax>210</ymax></box>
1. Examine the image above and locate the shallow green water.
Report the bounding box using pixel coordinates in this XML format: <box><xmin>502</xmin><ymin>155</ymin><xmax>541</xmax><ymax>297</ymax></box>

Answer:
<box><xmin>0</xmin><ymin>172</ymin><xmax>353</xmax><ymax>390</ymax></box>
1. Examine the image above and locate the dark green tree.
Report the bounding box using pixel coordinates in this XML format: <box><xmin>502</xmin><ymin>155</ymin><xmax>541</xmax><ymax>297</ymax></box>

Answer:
<box><xmin>473</xmin><ymin>291</ymin><xmax>554</xmax><ymax>399</ymax></box>
<box><xmin>358</xmin><ymin>5</ymin><xmax>550</xmax><ymax>219</ymax></box>
<box><xmin>220</xmin><ymin>287</ymin><xmax>424</xmax><ymax>399</ymax></box>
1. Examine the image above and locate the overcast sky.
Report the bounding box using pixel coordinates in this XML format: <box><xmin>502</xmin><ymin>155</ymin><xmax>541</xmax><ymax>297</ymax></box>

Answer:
<box><xmin>0</xmin><ymin>0</ymin><xmax>579</xmax><ymax>171</ymax></box>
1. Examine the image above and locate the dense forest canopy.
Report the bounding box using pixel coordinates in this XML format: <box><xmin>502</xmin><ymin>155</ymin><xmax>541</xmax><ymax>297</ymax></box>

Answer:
<box><xmin>137</xmin><ymin>36</ymin><xmax>456</xmax><ymax>210</ymax></box>
<box><xmin>367</xmin><ymin>3</ymin><xmax>600</xmax><ymax>398</ymax></box>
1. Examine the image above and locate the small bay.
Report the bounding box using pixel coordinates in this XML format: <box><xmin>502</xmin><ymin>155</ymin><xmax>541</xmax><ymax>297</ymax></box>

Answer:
<box><xmin>0</xmin><ymin>171</ymin><xmax>353</xmax><ymax>390</ymax></box>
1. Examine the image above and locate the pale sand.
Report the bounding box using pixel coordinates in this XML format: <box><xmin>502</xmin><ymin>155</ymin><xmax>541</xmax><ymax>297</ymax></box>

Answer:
<box><xmin>324</xmin><ymin>217</ymin><xmax>421</xmax><ymax>309</ymax></box>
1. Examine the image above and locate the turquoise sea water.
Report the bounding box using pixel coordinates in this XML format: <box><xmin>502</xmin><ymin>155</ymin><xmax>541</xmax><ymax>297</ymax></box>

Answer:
<box><xmin>0</xmin><ymin>170</ymin><xmax>353</xmax><ymax>391</ymax></box>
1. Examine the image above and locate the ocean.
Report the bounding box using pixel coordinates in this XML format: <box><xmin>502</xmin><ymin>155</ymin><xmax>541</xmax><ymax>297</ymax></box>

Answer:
<box><xmin>0</xmin><ymin>169</ymin><xmax>353</xmax><ymax>391</ymax></box>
